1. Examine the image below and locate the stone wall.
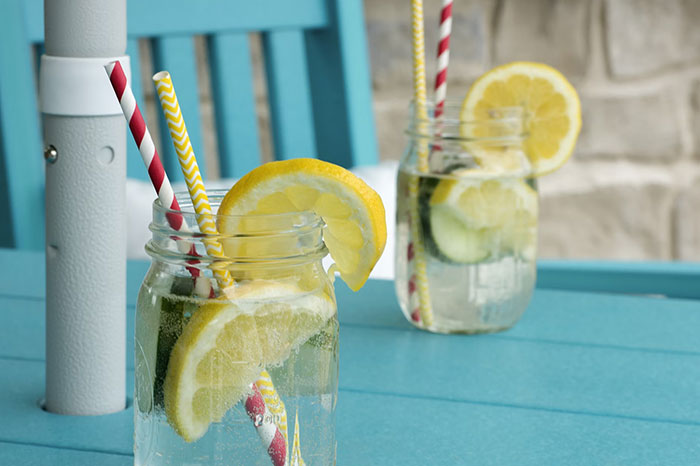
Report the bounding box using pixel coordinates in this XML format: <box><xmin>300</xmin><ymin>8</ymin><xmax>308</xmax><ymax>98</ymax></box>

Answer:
<box><xmin>365</xmin><ymin>0</ymin><xmax>700</xmax><ymax>260</ymax></box>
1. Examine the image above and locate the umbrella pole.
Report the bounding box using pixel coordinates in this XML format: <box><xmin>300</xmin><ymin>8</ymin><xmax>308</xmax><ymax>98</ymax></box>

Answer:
<box><xmin>42</xmin><ymin>0</ymin><xmax>129</xmax><ymax>415</ymax></box>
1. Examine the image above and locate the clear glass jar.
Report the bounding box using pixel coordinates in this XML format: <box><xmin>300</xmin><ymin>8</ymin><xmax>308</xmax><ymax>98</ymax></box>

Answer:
<box><xmin>134</xmin><ymin>191</ymin><xmax>338</xmax><ymax>465</ymax></box>
<box><xmin>395</xmin><ymin>102</ymin><xmax>538</xmax><ymax>334</ymax></box>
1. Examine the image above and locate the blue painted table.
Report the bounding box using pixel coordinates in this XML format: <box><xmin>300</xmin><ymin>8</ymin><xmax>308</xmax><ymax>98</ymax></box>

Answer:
<box><xmin>1</xmin><ymin>248</ymin><xmax>699</xmax><ymax>465</ymax></box>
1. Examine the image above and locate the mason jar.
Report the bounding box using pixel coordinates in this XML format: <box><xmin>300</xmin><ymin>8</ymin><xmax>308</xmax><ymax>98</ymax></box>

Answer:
<box><xmin>134</xmin><ymin>191</ymin><xmax>338</xmax><ymax>465</ymax></box>
<box><xmin>395</xmin><ymin>102</ymin><xmax>538</xmax><ymax>334</ymax></box>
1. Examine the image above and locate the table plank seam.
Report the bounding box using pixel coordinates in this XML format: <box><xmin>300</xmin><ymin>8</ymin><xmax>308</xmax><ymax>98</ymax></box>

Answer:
<box><xmin>0</xmin><ymin>355</ymin><xmax>44</xmax><ymax>363</ymax></box>
<box><xmin>3</xmin><ymin>306</ymin><xmax>698</xmax><ymax>358</ymax></box>
<box><xmin>535</xmin><ymin>286</ymin><xmax>700</xmax><ymax>302</ymax></box>
<box><xmin>339</xmin><ymin>387</ymin><xmax>700</xmax><ymax>428</ymax></box>
<box><xmin>7</xmin><ymin>357</ymin><xmax>696</xmax><ymax>428</ymax></box>
<box><xmin>0</xmin><ymin>438</ymin><xmax>133</xmax><ymax>458</ymax></box>
<box><xmin>5</xmin><ymin>328</ymin><xmax>700</xmax><ymax>365</ymax></box>
<box><xmin>8</xmin><ymin>286</ymin><xmax>699</xmax><ymax>302</ymax></box>
<box><xmin>340</xmin><ymin>322</ymin><xmax>700</xmax><ymax>356</ymax></box>
<box><xmin>0</xmin><ymin>294</ymin><xmax>137</xmax><ymax>310</ymax></box>
<box><xmin>4</xmin><ymin>358</ymin><xmax>698</xmax><ymax>429</ymax></box>
<box><xmin>483</xmin><ymin>334</ymin><xmax>700</xmax><ymax>357</ymax></box>
<box><xmin>0</xmin><ymin>293</ymin><xmax>44</xmax><ymax>302</ymax></box>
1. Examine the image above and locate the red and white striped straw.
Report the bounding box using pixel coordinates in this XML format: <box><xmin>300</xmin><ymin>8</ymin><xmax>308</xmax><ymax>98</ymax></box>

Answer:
<box><xmin>106</xmin><ymin>62</ymin><xmax>182</xmax><ymax>227</ymax></box>
<box><xmin>245</xmin><ymin>384</ymin><xmax>287</xmax><ymax>466</ymax></box>
<box><xmin>105</xmin><ymin>60</ymin><xmax>287</xmax><ymax>465</ymax></box>
<box><xmin>104</xmin><ymin>61</ymin><xmax>210</xmax><ymax>291</ymax></box>
<box><xmin>434</xmin><ymin>0</ymin><xmax>453</xmax><ymax>119</ymax></box>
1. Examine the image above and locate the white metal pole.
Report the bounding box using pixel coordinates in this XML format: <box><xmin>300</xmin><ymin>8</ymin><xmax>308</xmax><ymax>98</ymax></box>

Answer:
<box><xmin>42</xmin><ymin>0</ymin><xmax>128</xmax><ymax>415</ymax></box>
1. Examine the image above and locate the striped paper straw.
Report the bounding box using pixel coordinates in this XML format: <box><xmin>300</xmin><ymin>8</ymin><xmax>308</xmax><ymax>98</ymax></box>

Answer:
<box><xmin>153</xmin><ymin>71</ymin><xmax>290</xmax><ymax>464</ymax></box>
<box><xmin>408</xmin><ymin>0</ymin><xmax>434</xmax><ymax>327</ymax></box>
<box><xmin>256</xmin><ymin>371</ymin><xmax>289</xmax><ymax>456</ymax></box>
<box><xmin>290</xmin><ymin>410</ymin><xmax>305</xmax><ymax>466</ymax></box>
<box><xmin>152</xmin><ymin>72</ymin><xmax>234</xmax><ymax>291</ymax></box>
<box><xmin>409</xmin><ymin>1</ymin><xmax>452</xmax><ymax>324</ymax></box>
<box><xmin>246</xmin><ymin>384</ymin><xmax>287</xmax><ymax>466</ymax></box>
<box><xmin>104</xmin><ymin>61</ymin><xmax>212</xmax><ymax>298</ymax></box>
<box><xmin>434</xmin><ymin>0</ymin><xmax>453</xmax><ymax>120</ymax></box>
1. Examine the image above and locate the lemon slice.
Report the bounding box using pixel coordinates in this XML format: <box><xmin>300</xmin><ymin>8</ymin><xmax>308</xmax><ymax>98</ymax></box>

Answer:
<box><xmin>429</xmin><ymin>171</ymin><xmax>538</xmax><ymax>263</ymax></box>
<box><xmin>218</xmin><ymin>159</ymin><xmax>387</xmax><ymax>291</ymax></box>
<box><xmin>163</xmin><ymin>282</ymin><xmax>334</xmax><ymax>442</ymax></box>
<box><xmin>462</xmin><ymin>61</ymin><xmax>581</xmax><ymax>176</ymax></box>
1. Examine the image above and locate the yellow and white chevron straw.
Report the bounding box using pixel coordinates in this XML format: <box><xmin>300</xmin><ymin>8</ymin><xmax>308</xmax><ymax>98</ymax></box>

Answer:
<box><xmin>411</xmin><ymin>0</ymin><xmax>430</xmax><ymax>140</ymax></box>
<box><xmin>290</xmin><ymin>410</ymin><xmax>306</xmax><ymax>466</ymax></box>
<box><xmin>256</xmin><ymin>370</ymin><xmax>289</xmax><ymax>454</ymax></box>
<box><xmin>409</xmin><ymin>0</ymin><xmax>434</xmax><ymax>327</ymax></box>
<box><xmin>153</xmin><ymin>71</ymin><xmax>293</xmax><ymax>458</ymax></box>
<box><xmin>153</xmin><ymin>71</ymin><xmax>234</xmax><ymax>291</ymax></box>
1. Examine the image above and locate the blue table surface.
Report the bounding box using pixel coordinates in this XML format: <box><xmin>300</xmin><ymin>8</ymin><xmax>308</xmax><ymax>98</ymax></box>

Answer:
<box><xmin>1</xmin><ymin>248</ymin><xmax>700</xmax><ymax>465</ymax></box>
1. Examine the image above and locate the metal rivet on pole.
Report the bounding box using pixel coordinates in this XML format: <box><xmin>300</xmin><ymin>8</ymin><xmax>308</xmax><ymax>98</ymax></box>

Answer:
<box><xmin>43</xmin><ymin>145</ymin><xmax>58</xmax><ymax>164</ymax></box>
<box><xmin>41</xmin><ymin>0</ymin><xmax>128</xmax><ymax>415</ymax></box>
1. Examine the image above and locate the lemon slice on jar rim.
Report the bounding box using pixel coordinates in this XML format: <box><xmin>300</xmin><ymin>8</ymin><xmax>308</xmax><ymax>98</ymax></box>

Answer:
<box><xmin>461</xmin><ymin>61</ymin><xmax>581</xmax><ymax>177</ymax></box>
<box><xmin>217</xmin><ymin>158</ymin><xmax>387</xmax><ymax>292</ymax></box>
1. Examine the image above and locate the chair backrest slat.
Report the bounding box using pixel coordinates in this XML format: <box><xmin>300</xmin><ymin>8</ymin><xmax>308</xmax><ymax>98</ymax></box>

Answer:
<box><xmin>127</xmin><ymin>0</ymin><xmax>328</xmax><ymax>36</ymax></box>
<box><xmin>125</xmin><ymin>38</ymin><xmax>148</xmax><ymax>181</ymax></box>
<box><xmin>0</xmin><ymin>0</ymin><xmax>44</xmax><ymax>249</ymax></box>
<box><xmin>208</xmin><ymin>33</ymin><xmax>261</xmax><ymax>179</ymax></box>
<box><xmin>263</xmin><ymin>30</ymin><xmax>316</xmax><ymax>161</ymax></box>
<box><xmin>22</xmin><ymin>0</ymin><xmax>43</xmax><ymax>43</ymax></box>
<box><xmin>151</xmin><ymin>36</ymin><xmax>206</xmax><ymax>182</ymax></box>
<box><xmin>305</xmin><ymin>0</ymin><xmax>378</xmax><ymax>168</ymax></box>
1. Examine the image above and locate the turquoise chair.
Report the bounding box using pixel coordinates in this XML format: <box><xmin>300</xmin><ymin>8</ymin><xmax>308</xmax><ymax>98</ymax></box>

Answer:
<box><xmin>0</xmin><ymin>0</ymin><xmax>378</xmax><ymax>250</ymax></box>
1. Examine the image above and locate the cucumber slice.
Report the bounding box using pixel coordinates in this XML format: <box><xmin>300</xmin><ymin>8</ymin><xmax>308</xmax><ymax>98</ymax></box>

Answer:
<box><xmin>429</xmin><ymin>204</ymin><xmax>492</xmax><ymax>263</ymax></box>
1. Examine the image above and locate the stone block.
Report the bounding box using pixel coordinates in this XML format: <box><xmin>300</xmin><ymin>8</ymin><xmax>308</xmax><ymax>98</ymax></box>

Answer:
<box><xmin>199</xmin><ymin>98</ymin><xmax>221</xmax><ymax>177</ymax></box>
<box><xmin>537</xmin><ymin>161</ymin><xmax>675</xmax><ymax>259</ymax></box>
<box><xmin>372</xmin><ymin>94</ymin><xmax>411</xmax><ymax>161</ymax></box>
<box><xmin>674</xmin><ymin>179</ymin><xmax>700</xmax><ymax>260</ymax></box>
<box><xmin>493</xmin><ymin>0</ymin><xmax>590</xmax><ymax>81</ymax></box>
<box><xmin>365</xmin><ymin>0</ymin><xmax>491</xmax><ymax>90</ymax></box>
<box><xmin>194</xmin><ymin>36</ymin><xmax>211</xmax><ymax>98</ymax></box>
<box><xmin>576</xmin><ymin>91</ymin><xmax>682</xmax><ymax>160</ymax></box>
<box><xmin>604</xmin><ymin>0</ymin><xmax>700</xmax><ymax>78</ymax></box>
<box><xmin>691</xmin><ymin>79</ymin><xmax>700</xmax><ymax>160</ymax></box>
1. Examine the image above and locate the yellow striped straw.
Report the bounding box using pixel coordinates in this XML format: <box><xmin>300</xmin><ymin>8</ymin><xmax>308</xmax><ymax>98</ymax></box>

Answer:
<box><xmin>410</xmin><ymin>0</ymin><xmax>434</xmax><ymax>326</ymax></box>
<box><xmin>152</xmin><ymin>71</ymin><xmax>234</xmax><ymax>291</ymax></box>
<box><xmin>256</xmin><ymin>370</ymin><xmax>289</xmax><ymax>455</ymax></box>
<box><xmin>290</xmin><ymin>410</ymin><xmax>306</xmax><ymax>466</ymax></box>
<box><xmin>411</xmin><ymin>0</ymin><xmax>430</xmax><ymax>151</ymax></box>
<box><xmin>153</xmin><ymin>71</ymin><xmax>290</xmax><ymax>452</ymax></box>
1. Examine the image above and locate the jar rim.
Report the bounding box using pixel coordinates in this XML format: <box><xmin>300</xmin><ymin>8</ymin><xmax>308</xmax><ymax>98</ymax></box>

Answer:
<box><xmin>409</xmin><ymin>100</ymin><xmax>524</xmax><ymax>120</ymax></box>
<box><xmin>406</xmin><ymin>100</ymin><xmax>527</xmax><ymax>141</ymax></box>
<box><xmin>146</xmin><ymin>190</ymin><xmax>328</xmax><ymax>267</ymax></box>
<box><xmin>153</xmin><ymin>189</ymin><xmax>324</xmax><ymax>231</ymax></box>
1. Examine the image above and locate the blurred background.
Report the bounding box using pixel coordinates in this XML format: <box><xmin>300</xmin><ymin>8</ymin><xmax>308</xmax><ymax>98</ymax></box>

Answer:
<box><xmin>366</xmin><ymin>0</ymin><xmax>700</xmax><ymax>261</ymax></box>
<box><xmin>136</xmin><ymin>0</ymin><xmax>700</xmax><ymax>262</ymax></box>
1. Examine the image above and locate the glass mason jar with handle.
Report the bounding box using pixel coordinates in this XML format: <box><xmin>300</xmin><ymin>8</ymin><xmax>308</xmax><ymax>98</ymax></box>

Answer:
<box><xmin>395</xmin><ymin>102</ymin><xmax>538</xmax><ymax>334</ymax></box>
<box><xmin>134</xmin><ymin>191</ymin><xmax>338</xmax><ymax>465</ymax></box>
